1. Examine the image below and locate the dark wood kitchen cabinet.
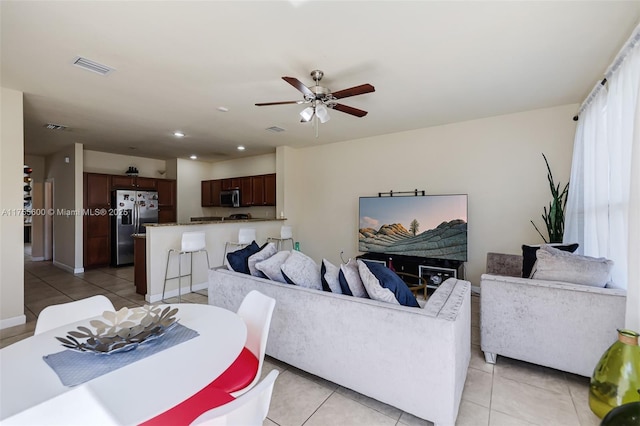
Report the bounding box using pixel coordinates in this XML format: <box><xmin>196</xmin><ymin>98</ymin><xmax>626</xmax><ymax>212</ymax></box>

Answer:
<box><xmin>157</xmin><ymin>179</ymin><xmax>176</xmax><ymax>223</ymax></box>
<box><xmin>201</xmin><ymin>173</ymin><xmax>276</xmax><ymax>207</ymax></box>
<box><xmin>84</xmin><ymin>173</ymin><xmax>111</xmax><ymax>268</ymax></box>
<box><xmin>264</xmin><ymin>173</ymin><xmax>276</xmax><ymax>206</ymax></box>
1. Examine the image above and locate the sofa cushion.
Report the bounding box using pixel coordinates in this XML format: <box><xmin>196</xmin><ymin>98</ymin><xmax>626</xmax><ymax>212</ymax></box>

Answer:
<box><xmin>280</xmin><ymin>250</ymin><xmax>322</xmax><ymax>291</ymax></box>
<box><xmin>255</xmin><ymin>250</ymin><xmax>290</xmax><ymax>283</ymax></box>
<box><xmin>247</xmin><ymin>242</ymin><xmax>277</xmax><ymax>278</ymax></box>
<box><xmin>226</xmin><ymin>241</ymin><xmax>260</xmax><ymax>274</ymax></box>
<box><xmin>321</xmin><ymin>259</ymin><xmax>342</xmax><ymax>294</ymax></box>
<box><xmin>531</xmin><ymin>244</ymin><xmax>613</xmax><ymax>287</ymax></box>
<box><xmin>338</xmin><ymin>259</ymin><xmax>369</xmax><ymax>298</ymax></box>
<box><xmin>358</xmin><ymin>260</ymin><xmax>420</xmax><ymax>307</ymax></box>
<box><xmin>522</xmin><ymin>243</ymin><xmax>579</xmax><ymax>278</ymax></box>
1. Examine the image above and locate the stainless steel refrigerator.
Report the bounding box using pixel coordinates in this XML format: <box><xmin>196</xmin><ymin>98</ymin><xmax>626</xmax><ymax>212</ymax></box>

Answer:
<box><xmin>111</xmin><ymin>189</ymin><xmax>158</xmax><ymax>266</ymax></box>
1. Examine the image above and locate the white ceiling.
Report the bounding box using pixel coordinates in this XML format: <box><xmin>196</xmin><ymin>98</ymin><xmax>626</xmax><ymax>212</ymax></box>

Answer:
<box><xmin>2</xmin><ymin>1</ymin><xmax>639</xmax><ymax>162</ymax></box>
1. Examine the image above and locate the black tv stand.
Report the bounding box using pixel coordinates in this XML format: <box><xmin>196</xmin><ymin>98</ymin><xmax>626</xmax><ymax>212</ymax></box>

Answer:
<box><xmin>357</xmin><ymin>253</ymin><xmax>465</xmax><ymax>289</ymax></box>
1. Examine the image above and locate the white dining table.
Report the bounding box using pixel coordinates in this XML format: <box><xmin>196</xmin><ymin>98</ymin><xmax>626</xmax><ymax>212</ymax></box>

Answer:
<box><xmin>0</xmin><ymin>303</ymin><xmax>247</xmax><ymax>425</ymax></box>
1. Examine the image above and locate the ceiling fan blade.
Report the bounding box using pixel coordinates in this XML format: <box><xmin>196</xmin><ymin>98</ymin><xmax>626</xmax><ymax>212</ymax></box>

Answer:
<box><xmin>282</xmin><ymin>77</ymin><xmax>315</xmax><ymax>97</ymax></box>
<box><xmin>255</xmin><ymin>100</ymin><xmax>303</xmax><ymax>106</ymax></box>
<box><xmin>331</xmin><ymin>84</ymin><xmax>375</xmax><ymax>99</ymax></box>
<box><xmin>331</xmin><ymin>103</ymin><xmax>368</xmax><ymax>117</ymax></box>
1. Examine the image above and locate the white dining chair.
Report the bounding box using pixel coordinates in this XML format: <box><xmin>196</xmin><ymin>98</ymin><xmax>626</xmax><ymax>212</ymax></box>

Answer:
<box><xmin>34</xmin><ymin>295</ymin><xmax>115</xmax><ymax>335</ymax></box>
<box><xmin>162</xmin><ymin>232</ymin><xmax>210</xmax><ymax>302</ymax></box>
<box><xmin>191</xmin><ymin>370</ymin><xmax>279</xmax><ymax>426</ymax></box>
<box><xmin>267</xmin><ymin>225</ymin><xmax>294</xmax><ymax>251</ymax></box>
<box><xmin>209</xmin><ymin>290</ymin><xmax>276</xmax><ymax>397</ymax></box>
<box><xmin>222</xmin><ymin>228</ymin><xmax>256</xmax><ymax>265</ymax></box>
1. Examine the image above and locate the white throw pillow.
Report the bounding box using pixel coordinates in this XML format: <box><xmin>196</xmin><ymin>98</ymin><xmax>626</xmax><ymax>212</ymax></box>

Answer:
<box><xmin>531</xmin><ymin>244</ymin><xmax>614</xmax><ymax>287</ymax></box>
<box><xmin>255</xmin><ymin>250</ymin><xmax>290</xmax><ymax>283</ymax></box>
<box><xmin>248</xmin><ymin>242</ymin><xmax>277</xmax><ymax>277</ymax></box>
<box><xmin>339</xmin><ymin>259</ymin><xmax>369</xmax><ymax>298</ymax></box>
<box><xmin>357</xmin><ymin>260</ymin><xmax>399</xmax><ymax>305</ymax></box>
<box><xmin>321</xmin><ymin>259</ymin><xmax>342</xmax><ymax>294</ymax></box>
<box><xmin>280</xmin><ymin>250</ymin><xmax>322</xmax><ymax>290</ymax></box>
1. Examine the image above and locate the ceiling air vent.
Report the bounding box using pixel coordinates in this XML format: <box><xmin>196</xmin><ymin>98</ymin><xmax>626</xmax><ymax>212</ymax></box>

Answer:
<box><xmin>44</xmin><ymin>123</ymin><xmax>67</xmax><ymax>131</ymax></box>
<box><xmin>266</xmin><ymin>126</ymin><xmax>285</xmax><ymax>133</ymax></box>
<box><xmin>72</xmin><ymin>56</ymin><xmax>114</xmax><ymax>76</ymax></box>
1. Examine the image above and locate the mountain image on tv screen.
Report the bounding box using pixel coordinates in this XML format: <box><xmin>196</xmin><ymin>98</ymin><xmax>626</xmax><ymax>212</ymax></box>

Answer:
<box><xmin>358</xmin><ymin>194</ymin><xmax>468</xmax><ymax>261</ymax></box>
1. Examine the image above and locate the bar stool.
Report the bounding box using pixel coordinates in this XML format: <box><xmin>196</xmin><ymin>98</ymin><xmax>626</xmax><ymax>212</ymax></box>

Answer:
<box><xmin>267</xmin><ymin>226</ymin><xmax>293</xmax><ymax>251</ymax></box>
<box><xmin>222</xmin><ymin>228</ymin><xmax>256</xmax><ymax>265</ymax></box>
<box><xmin>162</xmin><ymin>232</ymin><xmax>210</xmax><ymax>302</ymax></box>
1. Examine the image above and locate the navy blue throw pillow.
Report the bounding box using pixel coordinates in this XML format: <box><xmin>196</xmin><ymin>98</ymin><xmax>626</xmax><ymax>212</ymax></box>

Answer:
<box><xmin>338</xmin><ymin>269</ymin><xmax>353</xmax><ymax>296</ymax></box>
<box><xmin>320</xmin><ymin>261</ymin><xmax>331</xmax><ymax>292</ymax></box>
<box><xmin>359</xmin><ymin>261</ymin><xmax>419</xmax><ymax>307</ymax></box>
<box><xmin>226</xmin><ymin>241</ymin><xmax>260</xmax><ymax>274</ymax></box>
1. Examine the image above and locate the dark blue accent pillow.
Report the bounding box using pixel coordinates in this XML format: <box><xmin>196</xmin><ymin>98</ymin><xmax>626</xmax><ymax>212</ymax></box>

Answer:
<box><xmin>360</xmin><ymin>261</ymin><xmax>419</xmax><ymax>307</ymax></box>
<box><xmin>320</xmin><ymin>261</ymin><xmax>331</xmax><ymax>292</ymax></box>
<box><xmin>338</xmin><ymin>269</ymin><xmax>353</xmax><ymax>296</ymax></box>
<box><xmin>226</xmin><ymin>241</ymin><xmax>260</xmax><ymax>274</ymax></box>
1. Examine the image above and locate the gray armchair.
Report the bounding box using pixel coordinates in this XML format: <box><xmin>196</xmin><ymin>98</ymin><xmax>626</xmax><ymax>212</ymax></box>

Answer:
<box><xmin>480</xmin><ymin>252</ymin><xmax>626</xmax><ymax>377</ymax></box>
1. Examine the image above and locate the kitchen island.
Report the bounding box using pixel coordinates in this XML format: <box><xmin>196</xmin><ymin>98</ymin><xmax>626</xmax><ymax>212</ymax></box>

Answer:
<box><xmin>143</xmin><ymin>218</ymin><xmax>286</xmax><ymax>302</ymax></box>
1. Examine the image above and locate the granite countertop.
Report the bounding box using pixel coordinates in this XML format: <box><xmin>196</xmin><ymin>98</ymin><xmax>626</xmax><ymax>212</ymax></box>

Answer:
<box><xmin>146</xmin><ymin>218</ymin><xmax>287</xmax><ymax>227</ymax></box>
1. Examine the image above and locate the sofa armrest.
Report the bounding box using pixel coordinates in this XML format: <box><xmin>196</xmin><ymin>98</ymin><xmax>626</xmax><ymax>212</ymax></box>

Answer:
<box><xmin>481</xmin><ymin>273</ymin><xmax>626</xmax><ymax>296</ymax></box>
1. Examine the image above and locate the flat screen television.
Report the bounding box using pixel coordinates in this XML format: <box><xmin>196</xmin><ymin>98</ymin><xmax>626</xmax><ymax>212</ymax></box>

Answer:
<box><xmin>358</xmin><ymin>194</ymin><xmax>468</xmax><ymax>261</ymax></box>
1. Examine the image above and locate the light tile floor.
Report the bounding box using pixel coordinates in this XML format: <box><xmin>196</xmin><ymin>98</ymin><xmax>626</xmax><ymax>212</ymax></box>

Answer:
<box><xmin>1</xmin><ymin>246</ymin><xmax>602</xmax><ymax>425</ymax></box>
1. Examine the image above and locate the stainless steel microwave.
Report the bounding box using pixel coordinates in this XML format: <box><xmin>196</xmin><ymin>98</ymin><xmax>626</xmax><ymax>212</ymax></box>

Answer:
<box><xmin>220</xmin><ymin>189</ymin><xmax>240</xmax><ymax>207</ymax></box>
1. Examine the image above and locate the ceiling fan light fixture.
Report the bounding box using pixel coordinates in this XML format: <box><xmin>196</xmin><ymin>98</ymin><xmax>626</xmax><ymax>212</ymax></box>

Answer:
<box><xmin>300</xmin><ymin>106</ymin><xmax>314</xmax><ymax>122</ymax></box>
<box><xmin>315</xmin><ymin>104</ymin><xmax>330</xmax><ymax>123</ymax></box>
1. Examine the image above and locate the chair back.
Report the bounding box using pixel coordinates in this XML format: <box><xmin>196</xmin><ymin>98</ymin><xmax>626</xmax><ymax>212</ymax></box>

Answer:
<box><xmin>182</xmin><ymin>232</ymin><xmax>207</xmax><ymax>252</ymax></box>
<box><xmin>34</xmin><ymin>295</ymin><xmax>115</xmax><ymax>335</ymax></box>
<box><xmin>235</xmin><ymin>290</ymin><xmax>276</xmax><ymax>394</ymax></box>
<box><xmin>191</xmin><ymin>370</ymin><xmax>279</xmax><ymax>426</ymax></box>
<box><xmin>238</xmin><ymin>228</ymin><xmax>256</xmax><ymax>245</ymax></box>
<box><xmin>280</xmin><ymin>226</ymin><xmax>293</xmax><ymax>239</ymax></box>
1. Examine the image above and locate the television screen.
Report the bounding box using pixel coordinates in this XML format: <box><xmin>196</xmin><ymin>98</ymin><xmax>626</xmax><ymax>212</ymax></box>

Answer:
<box><xmin>359</xmin><ymin>194</ymin><xmax>468</xmax><ymax>261</ymax></box>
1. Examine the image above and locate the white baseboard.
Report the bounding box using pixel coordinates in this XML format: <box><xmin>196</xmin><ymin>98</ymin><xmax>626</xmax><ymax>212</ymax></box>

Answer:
<box><xmin>1</xmin><ymin>314</ymin><xmax>26</xmax><ymax>330</ymax></box>
<box><xmin>146</xmin><ymin>282</ymin><xmax>208</xmax><ymax>304</ymax></box>
<box><xmin>30</xmin><ymin>256</ymin><xmax>44</xmax><ymax>261</ymax></box>
<box><xmin>471</xmin><ymin>285</ymin><xmax>481</xmax><ymax>295</ymax></box>
<box><xmin>53</xmin><ymin>261</ymin><xmax>84</xmax><ymax>274</ymax></box>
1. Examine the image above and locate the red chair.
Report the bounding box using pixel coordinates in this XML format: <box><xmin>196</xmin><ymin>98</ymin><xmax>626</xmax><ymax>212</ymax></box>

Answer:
<box><xmin>211</xmin><ymin>290</ymin><xmax>276</xmax><ymax>397</ymax></box>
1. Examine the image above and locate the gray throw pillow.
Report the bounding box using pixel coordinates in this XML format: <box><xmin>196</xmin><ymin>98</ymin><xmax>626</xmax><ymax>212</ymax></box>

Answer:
<box><xmin>321</xmin><ymin>259</ymin><xmax>342</xmax><ymax>294</ymax></box>
<box><xmin>281</xmin><ymin>250</ymin><xmax>322</xmax><ymax>291</ymax></box>
<box><xmin>255</xmin><ymin>250</ymin><xmax>290</xmax><ymax>283</ymax></box>
<box><xmin>339</xmin><ymin>259</ymin><xmax>369</xmax><ymax>298</ymax></box>
<box><xmin>248</xmin><ymin>242</ymin><xmax>277</xmax><ymax>277</ymax></box>
<box><xmin>531</xmin><ymin>244</ymin><xmax>614</xmax><ymax>287</ymax></box>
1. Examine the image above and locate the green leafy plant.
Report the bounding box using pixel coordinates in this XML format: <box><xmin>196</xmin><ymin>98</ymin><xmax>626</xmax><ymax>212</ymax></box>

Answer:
<box><xmin>531</xmin><ymin>153</ymin><xmax>569</xmax><ymax>243</ymax></box>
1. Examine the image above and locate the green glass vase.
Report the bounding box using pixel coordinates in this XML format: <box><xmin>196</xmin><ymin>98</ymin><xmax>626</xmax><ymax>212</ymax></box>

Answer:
<box><xmin>589</xmin><ymin>329</ymin><xmax>640</xmax><ymax>419</ymax></box>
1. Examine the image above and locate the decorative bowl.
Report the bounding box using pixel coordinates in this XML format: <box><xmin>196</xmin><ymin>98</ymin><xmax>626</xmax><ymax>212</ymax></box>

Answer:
<box><xmin>55</xmin><ymin>305</ymin><xmax>179</xmax><ymax>354</ymax></box>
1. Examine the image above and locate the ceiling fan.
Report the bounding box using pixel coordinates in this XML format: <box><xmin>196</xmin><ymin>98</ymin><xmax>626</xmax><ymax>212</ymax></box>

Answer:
<box><xmin>255</xmin><ymin>70</ymin><xmax>375</xmax><ymax>124</ymax></box>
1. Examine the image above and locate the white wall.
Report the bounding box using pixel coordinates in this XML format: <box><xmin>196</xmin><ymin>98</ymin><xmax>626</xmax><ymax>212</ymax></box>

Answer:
<box><xmin>1</xmin><ymin>87</ymin><xmax>26</xmax><ymax>328</ymax></box>
<box><xmin>45</xmin><ymin>143</ymin><xmax>84</xmax><ymax>273</ymax></box>
<box><xmin>83</xmin><ymin>150</ymin><xmax>167</xmax><ymax>178</ymax></box>
<box><xmin>176</xmin><ymin>159</ymin><xmax>213</xmax><ymax>223</ymax></box>
<box><xmin>210</xmin><ymin>153</ymin><xmax>275</xmax><ymax>179</ymax></box>
<box><xmin>283</xmin><ymin>104</ymin><xmax>577</xmax><ymax>285</ymax></box>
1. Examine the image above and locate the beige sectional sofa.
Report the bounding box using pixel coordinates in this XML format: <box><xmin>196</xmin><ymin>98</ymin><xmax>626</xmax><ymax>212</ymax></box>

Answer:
<box><xmin>208</xmin><ymin>267</ymin><xmax>471</xmax><ymax>426</ymax></box>
<box><xmin>480</xmin><ymin>253</ymin><xmax>626</xmax><ymax>377</ymax></box>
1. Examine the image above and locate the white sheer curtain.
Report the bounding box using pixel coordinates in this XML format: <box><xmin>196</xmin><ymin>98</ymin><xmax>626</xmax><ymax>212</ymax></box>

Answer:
<box><xmin>564</xmin><ymin>23</ymin><xmax>640</xmax><ymax>330</ymax></box>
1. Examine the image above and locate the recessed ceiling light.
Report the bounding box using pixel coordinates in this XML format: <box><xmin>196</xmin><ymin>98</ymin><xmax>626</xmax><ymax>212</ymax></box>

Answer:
<box><xmin>174</xmin><ymin>131</ymin><xmax>185</xmax><ymax>137</ymax></box>
<box><xmin>237</xmin><ymin>146</ymin><xmax>245</xmax><ymax>151</ymax></box>
<box><xmin>217</xmin><ymin>107</ymin><xmax>229</xmax><ymax>112</ymax></box>
<box><xmin>190</xmin><ymin>155</ymin><xmax>197</xmax><ymax>160</ymax></box>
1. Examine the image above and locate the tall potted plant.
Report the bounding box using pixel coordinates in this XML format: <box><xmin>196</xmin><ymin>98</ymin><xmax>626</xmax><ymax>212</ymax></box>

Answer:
<box><xmin>531</xmin><ymin>153</ymin><xmax>569</xmax><ymax>243</ymax></box>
